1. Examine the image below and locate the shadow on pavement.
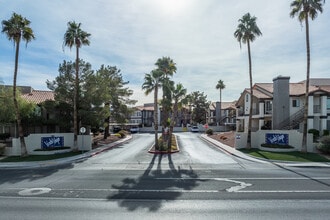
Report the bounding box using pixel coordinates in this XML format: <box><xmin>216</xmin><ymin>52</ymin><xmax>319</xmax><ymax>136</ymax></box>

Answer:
<box><xmin>0</xmin><ymin>163</ymin><xmax>74</xmax><ymax>185</ymax></box>
<box><xmin>108</xmin><ymin>153</ymin><xmax>206</xmax><ymax>212</ymax></box>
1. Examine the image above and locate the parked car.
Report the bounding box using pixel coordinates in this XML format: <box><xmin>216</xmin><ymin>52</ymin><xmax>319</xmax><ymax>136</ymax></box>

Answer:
<box><xmin>190</xmin><ymin>126</ymin><xmax>199</xmax><ymax>132</ymax></box>
<box><xmin>113</xmin><ymin>126</ymin><xmax>121</xmax><ymax>133</ymax></box>
<box><xmin>130</xmin><ymin>126</ymin><xmax>139</xmax><ymax>133</ymax></box>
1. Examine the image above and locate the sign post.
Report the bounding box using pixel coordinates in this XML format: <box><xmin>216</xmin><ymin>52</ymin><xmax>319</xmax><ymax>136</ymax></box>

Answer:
<box><xmin>80</xmin><ymin>127</ymin><xmax>86</xmax><ymax>153</ymax></box>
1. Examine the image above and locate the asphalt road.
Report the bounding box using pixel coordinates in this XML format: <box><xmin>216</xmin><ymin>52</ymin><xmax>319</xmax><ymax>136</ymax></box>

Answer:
<box><xmin>0</xmin><ymin>132</ymin><xmax>329</xmax><ymax>219</ymax></box>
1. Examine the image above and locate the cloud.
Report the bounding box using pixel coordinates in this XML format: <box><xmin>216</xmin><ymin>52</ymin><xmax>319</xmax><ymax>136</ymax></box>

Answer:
<box><xmin>0</xmin><ymin>0</ymin><xmax>329</xmax><ymax>105</ymax></box>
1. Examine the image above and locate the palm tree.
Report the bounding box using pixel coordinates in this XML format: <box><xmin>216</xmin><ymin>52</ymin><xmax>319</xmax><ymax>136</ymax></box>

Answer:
<box><xmin>142</xmin><ymin>70</ymin><xmax>164</xmax><ymax>150</ymax></box>
<box><xmin>1</xmin><ymin>12</ymin><xmax>35</xmax><ymax>157</ymax></box>
<box><xmin>290</xmin><ymin>0</ymin><xmax>325</xmax><ymax>153</ymax></box>
<box><xmin>168</xmin><ymin>83</ymin><xmax>187</xmax><ymax>150</ymax></box>
<box><xmin>63</xmin><ymin>21</ymin><xmax>91</xmax><ymax>151</ymax></box>
<box><xmin>234</xmin><ymin>13</ymin><xmax>262</xmax><ymax>149</ymax></box>
<box><xmin>155</xmin><ymin>57</ymin><xmax>177</xmax><ymax>129</ymax></box>
<box><xmin>215</xmin><ymin>80</ymin><xmax>225</xmax><ymax>125</ymax></box>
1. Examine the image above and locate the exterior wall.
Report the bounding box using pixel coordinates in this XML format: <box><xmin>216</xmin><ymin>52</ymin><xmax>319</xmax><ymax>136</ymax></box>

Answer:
<box><xmin>6</xmin><ymin>133</ymin><xmax>92</xmax><ymax>156</ymax></box>
<box><xmin>235</xmin><ymin>130</ymin><xmax>314</xmax><ymax>152</ymax></box>
<box><xmin>272</xmin><ymin>76</ymin><xmax>290</xmax><ymax>129</ymax></box>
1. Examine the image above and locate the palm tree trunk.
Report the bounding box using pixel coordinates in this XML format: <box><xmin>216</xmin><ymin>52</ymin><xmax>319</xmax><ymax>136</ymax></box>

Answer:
<box><xmin>302</xmin><ymin>16</ymin><xmax>310</xmax><ymax>153</ymax></box>
<box><xmin>73</xmin><ymin>45</ymin><xmax>79</xmax><ymax>151</ymax></box>
<box><xmin>247</xmin><ymin>40</ymin><xmax>253</xmax><ymax>149</ymax></box>
<box><xmin>154</xmin><ymin>86</ymin><xmax>159</xmax><ymax>150</ymax></box>
<box><xmin>219</xmin><ymin>89</ymin><xmax>222</xmax><ymax>125</ymax></box>
<box><xmin>14</xmin><ymin>39</ymin><xmax>28</xmax><ymax>157</ymax></box>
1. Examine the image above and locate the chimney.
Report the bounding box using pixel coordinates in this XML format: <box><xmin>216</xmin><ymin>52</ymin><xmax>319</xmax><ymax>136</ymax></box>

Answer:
<box><xmin>272</xmin><ymin>76</ymin><xmax>290</xmax><ymax>130</ymax></box>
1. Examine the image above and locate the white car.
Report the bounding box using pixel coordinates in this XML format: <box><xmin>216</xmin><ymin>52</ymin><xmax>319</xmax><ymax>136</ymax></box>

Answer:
<box><xmin>190</xmin><ymin>126</ymin><xmax>199</xmax><ymax>132</ymax></box>
<box><xmin>130</xmin><ymin>126</ymin><xmax>139</xmax><ymax>133</ymax></box>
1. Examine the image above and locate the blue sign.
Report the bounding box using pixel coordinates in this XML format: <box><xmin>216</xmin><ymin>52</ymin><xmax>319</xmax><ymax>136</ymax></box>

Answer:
<box><xmin>41</xmin><ymin>136</ymin><xmax>64</xmax><ymax>149</ymax></box>
<box><xmin>265</xmin><ymin>133</ymin><xmax>288</xmax><ymax>145</ymax></box>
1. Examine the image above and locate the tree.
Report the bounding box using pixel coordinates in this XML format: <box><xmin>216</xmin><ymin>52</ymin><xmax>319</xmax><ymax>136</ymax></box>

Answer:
<box><xmin>215</xmin><ymin>80</ymin><xmax>225</xmax><ymax>125</ymax></box>
<box><xmin>142</xmin><ymin>70</ymin><xmax>164</xmax><ymax>150</ymax></box>
<box><xmin>1</xmin><ymin>12</ymin><xmax>35</xmax><ymax>157</ymax></box>
<box><xmin>47</xmin><ymin>60</ymin><xmax>93</xmax><ymax>133</ymax></box>
<box><xmin>188</xmin><ymin>91</ymin><xmax>209</xmax><ymax>125</ymax></box>
<box><xmin>63</xmin><ymin>21</ymin><xmax>91</xmax><ymax>151</ymax></box>
<box><xmin>234</xmin><ymin>13</ymin><xmax>262</xmax><ymax>149</ymax></box>
<box><xmin>155</xmin><ymin>57</ymin><xmax>177</xmax><ymax>129</ymax></box>
<box><xmin>86</xmin><ymin>65</ymin><xmax>136</xmax><ymax>138</ymax></box>
<box><xmin>166</xmin><ymin>83</ymin><xmax>187</xmax><ymax>150</ymax></box>
<box><xmin>290</xmin><ymin>0</ymin><xmax>325</xmax><ymax>153</ymax></box>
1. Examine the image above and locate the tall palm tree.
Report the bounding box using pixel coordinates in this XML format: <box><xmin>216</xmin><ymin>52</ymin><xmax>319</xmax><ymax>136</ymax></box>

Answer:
<box><xmin>63</xmin><ymin>21</ymin><xmax>91</xmax><ymax>151</ymax></box>
<box><xmin>290</xmin><ymin>0</ymin><xmax>325</xmax><ymax>153</ymax></box>
<box><xmin>168</xmin><ymin>83</ymin><xmax>187</xmax><ymax>150</ymax></box>
<box><xmin>155</xmin><ymin>57</ymin><xmax>177</xmax><ymax>129</ymax></box>
<box><xmin>142</xmin><ymin>70</ymin><xmax>164</xmax><ymax>150</ymax></box>
<box><xmin>234</xmin><ymin>13</ymin><xmax>262</xmax><ymax>149</ymax></box>
<box><xmin>2</xmin><ymin>12</ymin><xmax>35</xmax><ymax>157</ymax></box>
<box><xmin>215</xmin><ymin>80</ymin><xmax>225</xmax><ymax>125</ymax></box>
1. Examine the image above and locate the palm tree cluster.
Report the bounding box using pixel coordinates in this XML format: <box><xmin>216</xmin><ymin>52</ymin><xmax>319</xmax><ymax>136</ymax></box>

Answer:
<box><xmin>142</xmin><ymin>57</ymin><xmax>187</xmax><ymax>151</ymax></box>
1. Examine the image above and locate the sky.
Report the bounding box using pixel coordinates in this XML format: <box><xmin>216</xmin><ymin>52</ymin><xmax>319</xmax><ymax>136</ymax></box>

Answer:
<box><xmin>0</xmin><ymin>0</ymin><xmax>329</xmax><ymax>106</ymax></box>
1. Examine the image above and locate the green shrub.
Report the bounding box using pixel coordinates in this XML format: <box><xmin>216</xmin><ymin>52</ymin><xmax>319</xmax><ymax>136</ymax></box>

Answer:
<box><xmin>317</xmin><ymin>136</ymin><xmax>330</xmax><ymax>154</ymax></box>
<box><xmin>117</xmin><ymin>130</ymin><xmax>127</xmax><ymax>138</ymax></box>
<box><xmin>323</xmin><ymin>130</ymin><xmax>330</xmax><ymax>136</ymax></box>
<box><xmin>308</xmin><ymin>129</ymin><xmax>320</xmax><ymax>142</ymax></box>
<box><xmin>205</xmin><ymin>128</ymin><xmax>213</xmax><ymax>135</ymax></box>
<box><xmin>113</xmin><ymin>133</ymin><xmax>122</xmax><ymax>138</ymax></box>
<box><xmin>261</xmin><ymin>143</ymin><xmax>294</xmax><ymax>149</ymax></box>
<box><xmin>0</xmin><ymin>133</ymin><xmax>10</xmax><ymax>141</ymax></box>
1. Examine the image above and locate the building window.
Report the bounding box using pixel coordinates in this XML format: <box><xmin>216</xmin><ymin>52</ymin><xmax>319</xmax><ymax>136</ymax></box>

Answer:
<box><xmin>292</xmin><ymin>99</ymin><xmax>300</xmax><ymax>107</ymax></box>
<box><xmin>265</xmin><ymin>101</ymin><xmax>272</xmax><ymax>113</ymax></box>
<box><xmin>246</xmin><ymin>94</ymin><xmax>249</xmax><ymax>102</ymax></box>
<box><xmin>327</xmin><ymin>98</ymin><xmax>330</xmax><ymax>110</ymax></box>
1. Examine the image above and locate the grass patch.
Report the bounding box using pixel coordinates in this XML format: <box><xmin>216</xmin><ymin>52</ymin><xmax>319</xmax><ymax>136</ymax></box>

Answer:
<box><xmin>0</xmin><ymin>151</ymin><xmax>86</xmax><ymax>162</ymax></box>
<box><xmin>239</xmin><ymin>148</ymin><xmax>330</xmax><ymax>162</ymax></box>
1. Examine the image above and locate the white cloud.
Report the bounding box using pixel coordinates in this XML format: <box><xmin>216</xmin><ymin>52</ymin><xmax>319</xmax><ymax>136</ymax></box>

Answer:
<box><xmin>0</xmin><ymin>0</ymin><xmax>329</xmax><ymax>105</ymax></box>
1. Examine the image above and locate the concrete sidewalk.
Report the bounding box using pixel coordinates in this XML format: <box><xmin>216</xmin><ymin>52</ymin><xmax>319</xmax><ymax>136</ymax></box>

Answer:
<box><xmin>201</xmin><ymin>134</ymin><xmax>330</xmax><ymax>168</ymax></box>
<box><xmin>0</xmin><ymin>135</ymin><xmax>132</xmax><ymax>169</ymax></box>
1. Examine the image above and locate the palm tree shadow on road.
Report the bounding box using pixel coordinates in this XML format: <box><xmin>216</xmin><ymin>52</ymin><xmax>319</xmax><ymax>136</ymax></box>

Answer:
<box><xmin>108</xmin><ymin>153</ymin><xmax>206</xmax><ymax>212</ymax></box>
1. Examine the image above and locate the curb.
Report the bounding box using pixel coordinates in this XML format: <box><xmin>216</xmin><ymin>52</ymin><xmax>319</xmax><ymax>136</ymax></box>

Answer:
<box><xmin>200</xmin><ymin>134</ymin><xmax>330</xmax><ymax>167</ymax></box>
<box><xmin>0</xmin><ymin>135</ymin><xmax>132</xmax><ymax>169</ymax></box>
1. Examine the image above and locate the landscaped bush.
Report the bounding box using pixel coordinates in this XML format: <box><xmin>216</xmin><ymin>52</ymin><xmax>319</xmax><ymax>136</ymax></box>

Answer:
<box><xmin>261</xmin><ymin>143</ymin><xmax>294</xmax><ymax>149</ymax></box>
<box><xmin>323</xmin><ymin>130</ymin><xmax>330</xmax><ymax>136</ymax></box>
<box><xmin>117</xmin><ymin>130</ymin><xmax>127</xmax><ymax>138</ymax></box>
<box><xmin>317</xmin><ymin>136</ymin><xmax>330</xmax><ymax>154</ymax></box>
<box><xmin>0</xmin><ymin>133</ymin><xmax>10</xmax><ymax>141</ymax></box>
<box><xmin>205</xmin><ymin>128</ymin><xmax>213</xmax><ymax>135</ymax></box>
<box><xmin>308</xmin><ymin>129</ymin><xmax>320</xmax><ymax>142</ymax></box>
<box><xmin>220</xmin><ymin>135</ymin><xmax>228</xmax><ymax>140</ymax></box>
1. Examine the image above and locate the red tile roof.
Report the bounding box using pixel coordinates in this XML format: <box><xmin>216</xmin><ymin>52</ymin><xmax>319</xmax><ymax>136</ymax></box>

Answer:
<box><xmin>21</xmin><ymin>90</ymin><xmax>54</xmax><ymax>104</ymax></box>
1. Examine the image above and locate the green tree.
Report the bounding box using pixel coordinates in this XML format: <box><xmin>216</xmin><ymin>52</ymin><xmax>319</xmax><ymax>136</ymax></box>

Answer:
<box><xmin>188</xmin><ymin>91</ymin><xmax>209</xmax><ymax>125</ymax></box>
<box><xmin>142</xmin><ymin>70</ymin><xmax>164</xmax><ymax>150</ymax></box>
<box><xmin>155</xmin><ymin>57</ymin><xmax>177</xmax><ymax>129</ymax></box>
<box><xmin>85</xmin><ymin>65</ymin><xmax>136</xmax><ymax>138</ymax></box>
<box><xmin>0</xmin><ymin>87</ymin><xmax>16</xmax><ymax>124</ymax></box>
<box><xmin>1</xmin><ymin>13</ymin><xmax>35</xmax><ymax>157</ymax></box>
<box><xmin>290</xmin><ymin>0</ymin><xmax>325</xmax><ymax>153</ymax></box>
<box><xmin>47</xmin><ymin>60</ymin><xmax>93</xmax><ymax>133</ymax></box>
<box><xmin>168</xmin><ymin>83</ymin><xmax>187</xmax><ymax>150</ymax></box>
<box><xmin>215</xmin><ymin>80</ymin><xmax>225</xmax><ymax>125</ymax></box>
<box><xmin>234</xmin><ymin>13</ymin><xmax>262</xmax><ymax>149</ymax></box>
<box><xmin>63</xmin><ymin>21</ymin><xmax>91</xmax><ymax>151</ymax></box>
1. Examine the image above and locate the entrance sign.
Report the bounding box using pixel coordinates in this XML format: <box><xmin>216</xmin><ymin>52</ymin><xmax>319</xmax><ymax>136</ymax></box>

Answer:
<box><xmin>265</xmin><ymin>133</ymin><xmax>288</xmax><ymax>145</ymax></box>
<box><xmin>41</xmin><ymin>136</ymin><xmax>64</xmax><ymax>149</ymax></box>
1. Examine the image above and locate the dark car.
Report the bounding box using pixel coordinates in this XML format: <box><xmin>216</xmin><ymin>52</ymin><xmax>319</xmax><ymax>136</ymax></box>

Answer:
<box><xmin>113</xmin><ymin>126</ymin><xmax>121</xmax><ymax>133</ymax></box>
